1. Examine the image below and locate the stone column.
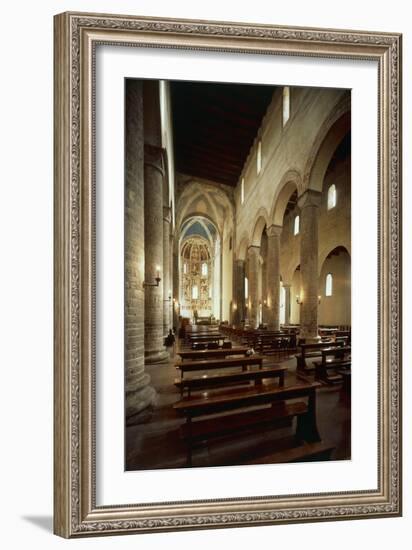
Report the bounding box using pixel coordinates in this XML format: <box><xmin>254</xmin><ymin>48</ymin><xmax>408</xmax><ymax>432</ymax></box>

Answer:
<box><xmin>162</xmin><ymin>206</ymin><xmax>172</xmax><ymax>337</ymax></box>
<box><xmin>247</xmin><ymin>246</ymin><xmax>260</xmax><ymax>329</ymax></box>
<box><xmin>172</xmin><ymin>242</ymin><xmax>179</xmax><ymax>331</ymax></box>
<box><xmin>283</xmin><ymin>283</ymin><xmax>291</xmax><ymax>325</ymax></box>
<box><xmin>144</xmin><ymin>144</ymin><xmax>169</xmax><ymax>363</ymax></box>
<box><xmin>266</xmin><ymin>224</ymin><xmax>282</xmax><ymax>330</ymax></box>
<box><xmin>169</xmin><ymin>230</ymin><xmax>174</xmax><ymax>333</ymax></box>
<box><xmin>125</xmin><ymin>80</ymin><xmax>156</xmax><ymax>423</ymax></box>
<box><xmin>233</xmin><ymin>259</ymin><xmax>246</xmax><ymax>326</ymax></box>
<box><xmin>260</xmin><ymin>237</ymin><xmax>268</xmax><ymax>324</ymax></box>
<box><xmin>298</xmin><ymin>189</ymin><xmax>322</xmax><ymax>341</ymax></box>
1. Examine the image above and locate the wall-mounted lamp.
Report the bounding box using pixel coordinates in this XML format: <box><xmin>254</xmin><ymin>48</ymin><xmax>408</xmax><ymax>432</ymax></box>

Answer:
<box><xmin>143</xmin><ymin>265</ymin><xmax>161</xmax><ymax>287</ymax></box>
<box><xmin>296</xmin><ymin>295</ymin><xmax>321</xmax><ymax>305</ymax></box>
<box><xmin>263</xmin><ymin>299</ymin><xmax>267</xmax><ymax>307</ymax></box>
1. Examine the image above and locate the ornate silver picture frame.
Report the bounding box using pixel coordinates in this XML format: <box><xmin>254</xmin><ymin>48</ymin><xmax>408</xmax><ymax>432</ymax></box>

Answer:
<box><xmin>53</xmin><ymin>11</ymin><xmax>402</xmax><ymax>537</ymax></box>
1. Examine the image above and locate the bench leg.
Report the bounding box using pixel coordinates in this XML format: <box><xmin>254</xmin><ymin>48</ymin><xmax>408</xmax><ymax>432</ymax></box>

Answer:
<box><xmin>295</xmin><ymin>393</ymin><xmax>321</xmax><ymax>443</ymax></box>
<box><xmin>279</xmin><ymin>372</ymin><xmax>285</xmax><ymax>387</ymax></box>
<box><xmin>296</xmin><ymin>356</ymin><xmax>305</xmax><ymax>371</ymax></box>
<box><xmin>186</xmin><ymin>417</ymin><xmax>193</xmax><ymax>467</ymax></box>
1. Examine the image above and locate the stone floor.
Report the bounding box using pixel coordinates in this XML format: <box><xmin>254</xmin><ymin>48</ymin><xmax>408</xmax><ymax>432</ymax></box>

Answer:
<box><xmin>125</xmin><ymin>341</ymin><xmax>351</xmax><ymax>471</ymax></box>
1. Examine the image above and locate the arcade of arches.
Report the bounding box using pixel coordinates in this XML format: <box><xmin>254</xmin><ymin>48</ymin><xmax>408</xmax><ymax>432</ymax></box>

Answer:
<box><xmin>125</xmin><ymin>79</ymin><xmax>351</xmax><ymax>469</ymax></box>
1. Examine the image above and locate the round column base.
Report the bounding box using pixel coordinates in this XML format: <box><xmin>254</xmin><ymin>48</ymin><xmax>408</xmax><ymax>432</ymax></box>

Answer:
<box><xmin>125</xmin><ymin>384</ymin><xmax>158</xmax><ymax>426</ymax></box>
<box><xmin>299</xmin><ymin>332</ymin><xmax>321</xmax><ymax>344</ymax></box>
<box><xmin>144</xmin><ymin>348</ymin><xmax>170</xmax><ymax>364</ymax></box>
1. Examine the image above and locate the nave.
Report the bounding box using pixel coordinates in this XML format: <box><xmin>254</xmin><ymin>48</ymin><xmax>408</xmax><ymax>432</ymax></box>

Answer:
<box><xmin>125</xmin><ymin>79</ymin><xmax>351</xmax><ymax>469</ymax></box>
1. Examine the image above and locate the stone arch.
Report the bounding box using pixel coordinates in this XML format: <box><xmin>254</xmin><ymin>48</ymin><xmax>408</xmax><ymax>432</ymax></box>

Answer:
<box><xmin>318</xmin><ymin>241</ymin><xmax>351</xmax><ymax>275</ymax></box>
<box><xmin>179</xmin><ymin>213</ymin><xmax>221</xmax><ymax>243</ymax></box>
<box><xmin>250</xmin><ymin>207</ymin><xmax>270</xmax><ymax>246</ymax></box>
<box><xmin>237</xmin><ymin>233</ymin><xmax>249</xmax><ymax>261</ymax></box>
<box><xmin>176</xmin><ymin>178</ymin><xmax>234</xmax><ymax>234</ymax></box>
<box><xmin>270</xmin><ymin>169</ymin><xmax>302</xmax><ymax>227</ymax></box>
<box><xmin>283</xmin><ymin>260</ymin><xmax>301</xmax><ymax>290</ymax></box>
<box><xmin>177</xmin><ymin>192</ymin><xmax>220</xmax><ymax>229</ymax></box>
<box><xmin>318</xmin><ymin>244</ymin><xmax>351</xmax><ymax>272</ymax></box>
<box><xmin>318</xmin><ymin>245</ymin><xmax>351</xmax><ymax>326</ymax></box>
<box><xmin>303</xmin><ymin>96</ymin><xmax>351</xmax><ymax>192</ymax></box>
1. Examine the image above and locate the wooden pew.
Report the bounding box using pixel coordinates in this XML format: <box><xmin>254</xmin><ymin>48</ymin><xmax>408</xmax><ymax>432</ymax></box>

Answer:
<box><xmin>188</xmin><ymin>335</ymin><xmax>228</xmax><ymax>348</ymax></box>
<box><xmin>295</xmin><ymin>341</ymin><xmax>344</xmax><ymax>371</ymax></box>
<box><xmin>174</xmin><ymin>381</ymin><xmax>321</xmax><ymax>465</ymax></box>
<box><xmin>176</xmin><ymin>355</ymin><xmax>264</xmax><ymax>380</ymax></box>
<box><xmin>314</xmin><ymin>346</ymin><xmax>351</xmax><ymax>384</ymax></box>
<box><xmin>255</xmin><ymin>334</ymin><xmax>296</xmax><ymax>357</ymax></box>
<box><xmin>177</xmin><ymin>347</ymin><xmax>249</xmax><ymax>361</ymax></box>
<box><xmin>174</xmin><ymin>364</ymin><xmax>287</xmax><ymax>397</ymax></box>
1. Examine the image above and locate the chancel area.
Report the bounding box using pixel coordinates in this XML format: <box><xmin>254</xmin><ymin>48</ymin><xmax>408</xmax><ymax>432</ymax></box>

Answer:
<box><xmin>125</xmin><ymin>79</ymin><xmax>351</xmax><ymax>469</ymax></box>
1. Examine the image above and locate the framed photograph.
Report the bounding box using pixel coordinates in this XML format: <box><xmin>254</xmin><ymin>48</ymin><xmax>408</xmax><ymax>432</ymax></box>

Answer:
<box><xmin>53</xmin><ymin>11</ymin><xmax>402</xmax><ymax>537</ymax></box>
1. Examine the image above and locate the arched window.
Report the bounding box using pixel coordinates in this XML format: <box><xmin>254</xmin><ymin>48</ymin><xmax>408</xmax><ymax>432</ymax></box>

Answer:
<box><xmin>257</xmin><ymin>140</ymin><xmax>262</xmax><ymax>175</ymax></box>
<box><xmin>192</xmin><ymin>285</ymin><xmax>199</xmax><ymax>300</ymax></box>
<box><xmin>325</xmin><ymin>273</ymin><xmax>333</xmax><ymax>296</ymax></box>
<box><xmin>245</xmin><ymin>277</ymin><xmax>249</xmax><ymax>299</ymax></box>
<box><xmin>294</xmin><ymin>215</ymin><xmax>300</xmax><ymax>235</ymax></box>
<box><xmin>327</xmin><ymin>184</ymin><xmax>337</xmax><ymax>210</ymax></box>
<box><xmin>240</xmin><ymin>177</ymin><xmax>245</xmax><ymax>204</ymax></box>
<box><xmin>201</xmin><ymin>262</ymin><xmax>208</xmax><ymax>276</ymax></box>
<box><xmin>282</xmin><ymin>86</ymin><xmax>290</xmax><ymax>126</ymax></box>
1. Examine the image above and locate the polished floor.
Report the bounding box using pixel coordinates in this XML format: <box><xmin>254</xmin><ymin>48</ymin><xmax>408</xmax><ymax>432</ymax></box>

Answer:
<box><xmin>125</xmin><ymin>341</ymin><xmax>351</xmax><ymax>471</ymax></box>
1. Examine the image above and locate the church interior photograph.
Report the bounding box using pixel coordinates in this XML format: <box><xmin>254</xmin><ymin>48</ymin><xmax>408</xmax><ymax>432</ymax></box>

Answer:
<box><xmin>125</xmin><ymin>78</ymin><xmax>351</xmax><ymax>470</ymax></box>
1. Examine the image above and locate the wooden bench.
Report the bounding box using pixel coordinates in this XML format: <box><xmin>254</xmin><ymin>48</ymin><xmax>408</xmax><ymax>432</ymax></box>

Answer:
<box><xmin>174</xmin><ymin>365</ymin><xmax>287</xmax><ymax>397</ymax></box>
<box><xmin>255</xmin><ymin>335</ymin><xmax>296</xmax><ymax>356</ymax></box>
<box><xmin>314</xmin><ymin>359</ymin><xmax>351</xmax><ymax>384</ymax></box>
<box><xmin>188</xmin><ymin>332</ymin><xmax>223</xmax><ymax>339</ymax></box>
<box><xmin>177</xmin><ymin>347</ymin><xmax>249</xmax><ymax>361</ymax></box>
<box><xmin>175</xmin><ymin>355</ymin><xmax>264</xmax><ymax>379</ymax></box>
<box><xmin>188</xmin><ymin>335</ymin><xmax>227</xmax><ymax>348</ymax></box>
<box><xmin>295</xmin><ymin>341</ymin><xmax>344</xmax><ymax>370</ymax></box>
<box><xmin>174</xmin><ymin>381</ymin><xmax>321</xmax><ymax>465</ymax></box>
<box><xmin>313</xmin><ymin>346</ymin><xmax>351</xmax><ymax>384</ymax></box>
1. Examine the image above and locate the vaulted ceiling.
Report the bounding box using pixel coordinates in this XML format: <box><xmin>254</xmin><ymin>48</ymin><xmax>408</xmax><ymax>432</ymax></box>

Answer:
<box><xmin>171</xmin><ymin>81</ymin><xmax>276</xmax><ymax>187</ymax></box>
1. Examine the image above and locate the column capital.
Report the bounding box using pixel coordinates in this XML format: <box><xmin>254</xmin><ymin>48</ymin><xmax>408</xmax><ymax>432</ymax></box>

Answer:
<box><xmin>266</xmin><ymin>224</ymin><xmax>283</xmax><ymax>238</ymax></box>
<box><xmin>297</xmin><ymin>188</ymin><xmax>322</xmax><ymax>210</ymax></box>
<box><xmin>144</xmin><ymin>144</ymin><xmax>165</xmax><ymax>176</ymax></box>
<box><xmin>282</xmin><ymin>282</ymin><xmax>292</xmax><ymax>289</ymax></box>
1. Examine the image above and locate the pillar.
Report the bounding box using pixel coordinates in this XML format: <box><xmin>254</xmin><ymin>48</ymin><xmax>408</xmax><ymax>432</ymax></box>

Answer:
<box><xmin>283</xmin><ymin>283</ymin><xmax>291</xmax><ymax>325</ymax></box>
<box><xmin>298</xmin><ymin>189</ymin><xmax>322</xmax><ymax>341</ymax></box>
<box><xmin>144</xmin><ymin>144</ymin><xmax>169</xmax><ymax>363</ymax></box>
<box><xmin>169</xmin><ymin>229</ymin><xmax>174</xmax><ymax>333</ymax></box>
<box><xmin>172</xmin><ymin>242</ymin><xmax>179</xmax><ymax>331</ymax></box>
<box><xmin>125</xmin><ymin>80</ymin><xmax>156</xmax><ymax>423</ymax></box>
<box><xmin>247</xmin><ymin>246</ymin><xmax>260</xmax><ymax>329</ymax></box>
<box><xmin>266</xmin><ymin>224</ymin><xmax>282</xmax><ymax>330</ymax></box>
<box><xmin>260</xmin><ymin>237</ymin><xmax>268</xmax><ymax>324</ymax></box>
<box><xmin>162</xmin><ymin>206</ymin><xmax>171</xmax><ymax>337</ymax></box>
<box><xmin>233</xmin><ymin>259</ymin><xmax>246</xmax><ymax>326</ymax></box>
